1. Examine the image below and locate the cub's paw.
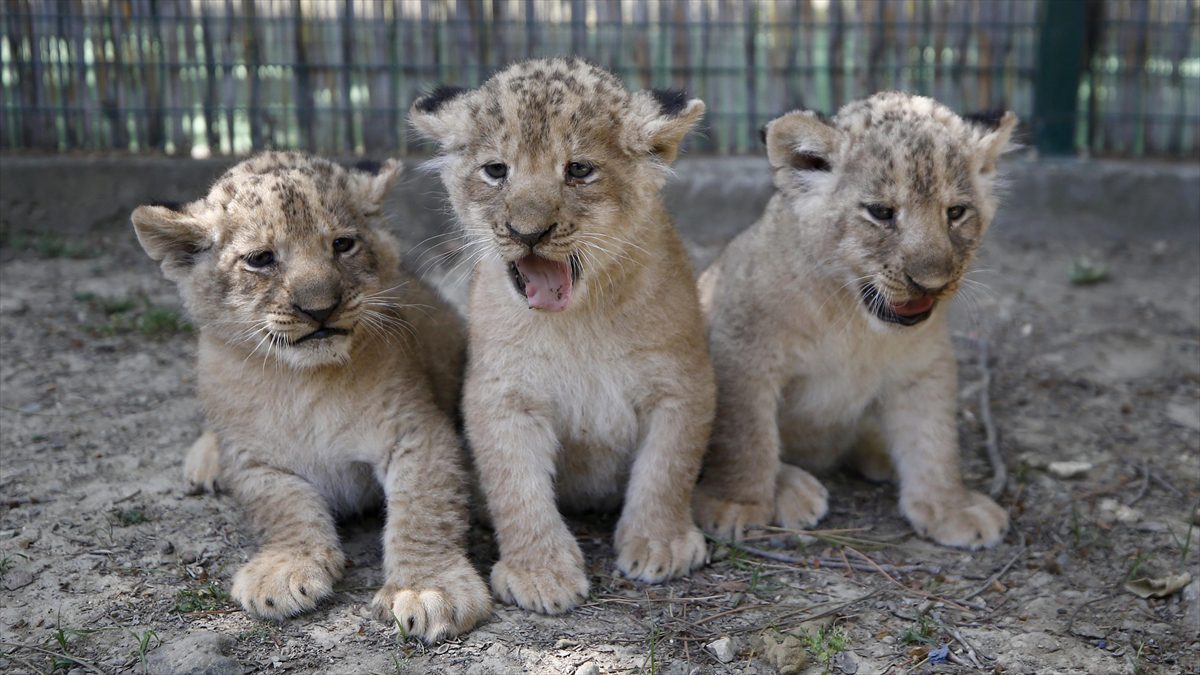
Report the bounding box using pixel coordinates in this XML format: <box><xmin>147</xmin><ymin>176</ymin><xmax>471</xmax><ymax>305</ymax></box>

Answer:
<box><xmin>183</xmin><ymin>430</ymin><xmax>221</xmax><ymax>494</ymax></box>
<box><xmin>693</xmin><ymin>465</ymin><xmax>828</xmax><ymax>542</ymax></box>
<box><xmin>774</xmin><ymin>464</ymin><xmax>829</xmax><ymax>530</ymax></box>
<box><xmin>904</xmin><ymin>490</ymin><xmax>1009</xmax><ymax>550</ymax></box>
<box><xmin>692</xmin><ymin>487</ymin><xmax>773</xmax><ymax>543</ymax></box>
<box><xmin>614</xmin><ymin>524</ymin><xmax>708</xmax><ymax>583</ymax></box>
<box><xmin>490</xmin><ymin>549</ymin><xmax>588</xmax><ymax>615</ymax></box>
<box><xmin>231</xmin><ymin>546</ymin><xmax>344</xmax><ymax>620</ymax></box>
<box><xmin>371</xmin><ymin>561</ymin><xmax>492</xmax><ymax>643</ymax></box>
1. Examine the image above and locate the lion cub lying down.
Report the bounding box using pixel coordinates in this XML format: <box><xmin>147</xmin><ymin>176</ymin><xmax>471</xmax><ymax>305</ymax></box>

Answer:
<box><xmin>694</xmin><ymin>93</ymin><xmax>1017</xmax><ymax>550</ymax></box>
<box><xmin>132</xmin><ymin>152</ymin><xmax>491</xmax><ymax>641</ymax></box>
<box><xmin>412</xmin><ymin>57</ymin><xmax>716</xmax><ymax>614</ymax></box>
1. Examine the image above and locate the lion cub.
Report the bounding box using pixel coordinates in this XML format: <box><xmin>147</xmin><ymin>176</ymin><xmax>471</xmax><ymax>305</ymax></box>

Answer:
<box><xmin>131</xmin><ymin>152</ymin><xmax>490</xmax><ymax>641</ymax></box>
<box><xmin>694</xmin><ymin>93</ymin><xmax>1016</xmax><ymax>550</ymax></box>
<box><xmin>411</xmin><ymin>58</ymin><xmax>715</xmax><ymax>614</ymax></box>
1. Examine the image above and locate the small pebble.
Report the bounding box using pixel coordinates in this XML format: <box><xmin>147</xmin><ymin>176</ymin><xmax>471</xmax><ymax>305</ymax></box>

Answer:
<box><xmin>574</xmin><ymin>662</ymin><xmax>599</xmax><ymax>675</ymax></box>
<box><xmin>706</xmin><ymin>636</ymin><xmax>736</xmax><ymax>663</ymax></box>
<box><xmin>1048</xmin><ymin>461</ymin><xmax>1092</xmax><ymax>479</ymax></box>
<box><xmin>1099</xmin><ymin>498</ymin><xmax>1141</xmax><ymax>524</ymax></box>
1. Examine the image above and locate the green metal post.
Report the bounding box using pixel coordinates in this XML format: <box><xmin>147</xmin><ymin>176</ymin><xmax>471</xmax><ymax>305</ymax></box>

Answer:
<box><xmin>1033</xmin><ymin>0</ymin><xmax>1088</xmax><ymax>156</ymax></box>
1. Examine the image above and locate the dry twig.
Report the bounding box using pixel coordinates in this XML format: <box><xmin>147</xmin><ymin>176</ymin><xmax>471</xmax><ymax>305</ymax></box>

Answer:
<box><xmin>946</xmin><ymin>626</ymin><xmax>987</xmax><ymax>668</ymax></box>
<box><xmin>0</xmin><ymin>642</ymin><xmax>105</xmax><ymax>674</ymax></box>
<box><xmin>735</xmin><ymin>543</ymin><xmax>943</xmax><ymax>575</ymax></box>
<box><xmin>959</xmin><ymin>532</ymin><xmax>1026</xmax><ymax>603</ymax></box>
<box><xmin>1128</xmin><ymin>459</ymin><xmax>1151</xmax><ymax>506</ymax></box>
<box><xmin>844</xmin><ymin>546</ymin><xmax>977</xmax><ymax>612</ymax></box>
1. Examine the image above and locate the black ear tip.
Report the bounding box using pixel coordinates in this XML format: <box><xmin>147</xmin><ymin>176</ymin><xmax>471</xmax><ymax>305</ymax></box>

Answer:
<box><xmin>353</xmin><ymin>159</ymin><xmax>382</xmax><ymax>175</ymax></box>
<box><xmin>414</xmin><ymin>85</ymin><xmax>467</xmax><ymax>113</ymax></box>
<box><xmin>650</xmin><ymin>88</ymin><xmax>689</xmax><ymax>116</ymax></box>
<box><xmin>963</xmin><ymin>108</ymin><xmax>1006</xmax><ymax>130</ymax></box>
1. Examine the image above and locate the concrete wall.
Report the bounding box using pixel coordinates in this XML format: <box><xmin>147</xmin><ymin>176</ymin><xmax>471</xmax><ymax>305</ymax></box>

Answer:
<box><xmin>2</xmin><ymin>156</ymin><xmax>1197</xmax><ymax>245</ymax></box>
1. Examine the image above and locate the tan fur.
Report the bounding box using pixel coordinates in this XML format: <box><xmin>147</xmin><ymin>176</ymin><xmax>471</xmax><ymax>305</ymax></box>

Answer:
<box><xmin>411</xmin><ymin>58</ymin><xmax>715</xmax><ymax>614</ymax></box>
<box><xmin>132</xmin><ymin>152</ymin><xmax>491</xmax><ymax>641</ymax></box>
<box><xmin>694</xmin><ymin>93</ymin><xmax>1017</xmax><ymax>550</ymax></box>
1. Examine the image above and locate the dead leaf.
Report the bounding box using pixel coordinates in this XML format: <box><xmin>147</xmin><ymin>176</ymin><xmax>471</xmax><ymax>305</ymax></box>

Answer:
<box><xmin>1124</xmin><ymin>572</ymin><xmax>1192</xmax><ymax>599</ymax></box>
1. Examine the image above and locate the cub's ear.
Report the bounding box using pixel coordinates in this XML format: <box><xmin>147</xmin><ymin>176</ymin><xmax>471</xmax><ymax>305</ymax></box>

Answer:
<box><xmin>350</xmin><ymin>158</ymin><xmax>403</xmax><ymax>214</ymax></box>
<box><xmin>764</xmin><ymin>110</ymin><xmax>839</xmax><ymax>192</ymax></box>
<box><xmin>624</xmin><ymin>89</ymin><xmax>706</xmax><ymax>164</ymax></box>
<box><xmin>409</xmin><ymin>85</ymin><xmax>473</xmax><ymax>152</ymax></box>
<box><xmin>131</xmin><ymin>204</ymin><xmax>210</xmax><ymax>281</ymax></box>
<box><xmin>974</xmin><ymin>110</ymin><xmax>1019</xmax><ymax>175</ymax></box>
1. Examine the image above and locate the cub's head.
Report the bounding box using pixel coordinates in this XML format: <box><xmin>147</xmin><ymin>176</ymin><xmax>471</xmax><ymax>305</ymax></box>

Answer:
<box><xmin>132</xmin><ymin>151</ymin><xmax>404</xmax><ymax>368</ymax></box>
<box><xmin>764</xmin><ymin>92</ymin><xmax>1017</xmax><ymax>329</ymax></box>
<box><xmin>410</xmin><ymin>57</ymin><xmax>704</xmax><ymax>312</ymax></box>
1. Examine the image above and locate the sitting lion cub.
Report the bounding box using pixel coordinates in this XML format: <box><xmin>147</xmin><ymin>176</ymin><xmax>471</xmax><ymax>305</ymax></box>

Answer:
<box><xmin>694</xmin><ymin>93</ymin><xmax>1016</xmax><ymax>550</ymax></box>
<box><xmin>411</xmin><ymin>57</ymin><xmax>716</xmax><ymax>614</ymax></box>
<box><xmin>131</xmin><ymin>152</ymin><xmax>491</xmax><ymax>641</ymax></box>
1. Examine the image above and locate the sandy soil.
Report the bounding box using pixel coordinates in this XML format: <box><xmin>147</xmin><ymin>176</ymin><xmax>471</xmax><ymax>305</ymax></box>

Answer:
<box><xmin>1</xmin><ymin>209</ymin><xmax>1197</xmax><ymax>674</ymax></box>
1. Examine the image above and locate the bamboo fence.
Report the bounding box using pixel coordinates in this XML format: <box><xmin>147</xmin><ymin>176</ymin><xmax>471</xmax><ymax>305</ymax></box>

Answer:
<box><xmin>0</xmin><ymin>0</ymin><xmax>1196</xmax><ymax>157</ymax></box>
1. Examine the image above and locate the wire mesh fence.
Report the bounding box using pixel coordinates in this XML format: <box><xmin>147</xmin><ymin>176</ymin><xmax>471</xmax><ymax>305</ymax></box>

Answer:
<box><xmin>1</xmin><ymin>0</ymin><xmax>1197</xmax><ymax>158</ymax></box>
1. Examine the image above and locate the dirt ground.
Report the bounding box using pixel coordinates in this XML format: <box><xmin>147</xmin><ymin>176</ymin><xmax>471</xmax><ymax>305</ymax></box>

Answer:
<box><xmin>1</xmin><ymin>198</ymin><xmax>1198</xmax><ymax>674</ymax></box>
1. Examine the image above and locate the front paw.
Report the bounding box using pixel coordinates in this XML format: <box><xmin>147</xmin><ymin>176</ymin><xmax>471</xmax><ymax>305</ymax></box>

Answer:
<box><xmin>774</xmin><ymin>464</ymin><xmax>829</xmax><ymax>529</ymax></box>
<box><xmin>183</xmin><ymin>430</ymin><xmax>221</xmax><ymax>494</ymax></box>
<box><xmin>614</xmin><ymin>524</ymin><xmax>708</xmax><ymax>583</ymax></box>
<box><xmin>490</xmin><ymin>550</ymin><xmax>588</xmax><ymax>615</ymax></box>
<box><xmin>903</xmin><ymin>490</ymin><xmax>1009</xmax><ymax>550</ymax></box>
<box><xmin>371</xmin><ymin>560</ymin><xmax>492</xmax><ymax>643</ymax></box>
<box><xmin>693</xmin><ymin>465</ymin><xmax>828</xmax><ymax>542</ymax></box>
<box><xmin>693</xmin><ymin>487</ymin><xmax>773</xmax><ymax>542</ymax></box>
<box><xmin>231</xmin><ymin>546</ymin><xmax>344</xmax><ymax>620</ymax></box>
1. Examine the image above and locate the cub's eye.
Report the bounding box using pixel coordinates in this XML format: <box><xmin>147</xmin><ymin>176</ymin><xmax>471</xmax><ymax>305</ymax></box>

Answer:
<box><xmin>566</xmin><ymin>162</ymin><xmax>594</xmax><ymax>181</ymax></box>
<box><xmin>483</xmin><ymin>162</ymin><xmax>508</xmax><ymax>180</ymax></box>
<box><xmin>946</xmin><ymin>205</ymin><xmax>967</xmax><ymax>222</ymax></box>
<box><xmin>244</xmin><ymin>250</ymin><xmax>275</xmax><ymax>268</ymax></box>
<box><xmin>865</xmin><ymin>204</ymin><xmax>896</xmax><ymax>222</ymax></box>
<box><xmin>332</xmin><ymin>236</ymin><xmax>356</xmax><ymax>254</ymax></box>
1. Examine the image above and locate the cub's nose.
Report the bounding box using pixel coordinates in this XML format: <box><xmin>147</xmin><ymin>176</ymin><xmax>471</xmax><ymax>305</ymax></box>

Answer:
<box><xmin>506</xmin><ymin>222</ymin><xmax>556</xmax><ymax>249</ymax></box>
<box><xmin>904</xmin><ymin>273</ymin><xmax>949</xmax><ymax>296</ymax></box>
<box><xmin>294</xmin><ymin>300</ymin><xmax>340</xmax><ymax>324</ymax></box>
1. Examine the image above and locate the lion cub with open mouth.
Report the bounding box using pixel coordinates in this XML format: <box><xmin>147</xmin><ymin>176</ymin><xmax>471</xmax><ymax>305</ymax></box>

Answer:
<box><xmin>694</xmin><ymin>93</ymin><xmax>1017</xmax><ymax>550</ymax></box>
<box><xmin>132</xmin><ymin>152</ymin><xmax>491</xmax><ymax>641</ymax></box>
<box><xmin>412</xmin><ymin>58</ymin><xmax>716</xmax><ymax>614</ymax></box>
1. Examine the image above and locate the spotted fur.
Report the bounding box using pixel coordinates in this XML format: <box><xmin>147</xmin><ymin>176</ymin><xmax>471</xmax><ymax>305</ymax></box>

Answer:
<box><xmin>694</xmin><ymin>92</ymin><xmax>1017</xmax><ymax>550</ymax></box>
<box><xmin>131</xmin><ymin>152</ymin><xmax>491</xmax><ymax>641</ymax></box>
<box><xmin>411</xmin><ymin>58</ymin><xmax>716</xmax><ymax>614</ymax></box>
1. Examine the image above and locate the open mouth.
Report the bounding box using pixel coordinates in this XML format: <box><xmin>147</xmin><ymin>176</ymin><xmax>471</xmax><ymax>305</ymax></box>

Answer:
<box><xmin>860</xmin><ymin>284</ymin><xmax>936</xmax><ymax>326</ymax></box>
<box><xmin>508</xmin><ymin>254</ymin><xmax>582</xmax><ymax>312</ymax></box>
<box><xmin>293</xmin><ymin>327</ymin><xmax>350</xmax><ymax>344</ymax></box>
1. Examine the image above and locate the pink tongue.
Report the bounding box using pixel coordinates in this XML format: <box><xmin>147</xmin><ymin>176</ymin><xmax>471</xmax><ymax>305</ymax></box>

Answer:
<box><xmin>515</xmin><ymin>255</ymin><xmax>573</xmax><ymax>311</ymax></box>
<box><xmin>892</xmin><ymin>296</ymin><xmax>935</xmax><ymax>317</ymax></box>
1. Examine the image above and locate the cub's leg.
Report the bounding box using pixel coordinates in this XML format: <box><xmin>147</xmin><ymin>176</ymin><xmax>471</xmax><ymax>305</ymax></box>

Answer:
<box><xmin>467</xmin><ymin>395</ymin><xmax>588</xmax><ymax>614</ymax></box>
<box><xmin>369</xmin><ymin>408</ymin><xmax>491</xmax><ymax>643</ymax></box>
<box><xmin>226</xmin><ymin>459</ymin><xmax>345</xmax><ymax>620</ymax></box>
<box><xmin>615</xmin><ymin>399</ymin><xmax>710</xmax><ymax>583</ymax></box>
<box><xmin>183</xmin><ymin>430</ymin><xmax>221</xmax><ymax>494</ymax></box>
<box><xmin>881</xmin><ymin>354</ymin><xmax>1008</xmax><ymax>549</ymax></box>
<box><xmin>694</xmin><ymin>361</ymin><xmax>828</xmax><ymax>541</ymax></box>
